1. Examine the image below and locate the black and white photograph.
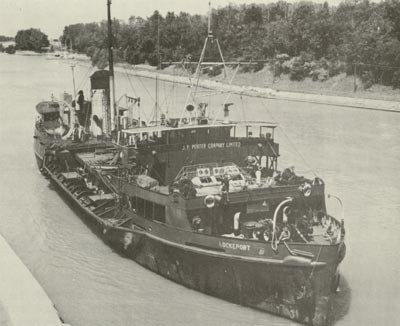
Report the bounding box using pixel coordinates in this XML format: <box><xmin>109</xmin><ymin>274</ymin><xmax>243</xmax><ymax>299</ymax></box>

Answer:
<box><xmin>0</xmin><ymin>0</ymin><xmax>399</xmax><ymax>325</ymax></box>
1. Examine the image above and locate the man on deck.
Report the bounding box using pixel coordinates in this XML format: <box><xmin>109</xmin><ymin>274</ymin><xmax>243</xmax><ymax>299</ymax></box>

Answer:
<box><xmin>76</xmin><ymin>90</ymin><xmax>85</xmax><ymax>126</ymax></box>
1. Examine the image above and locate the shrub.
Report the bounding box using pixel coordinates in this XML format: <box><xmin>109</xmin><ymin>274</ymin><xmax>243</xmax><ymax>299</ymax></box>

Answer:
<box><xmin>5</xmin><ymin>45</ymin><xmax>16</xmax><ymax>54</ymax></box>
<box><xmin>391</xmin><ymin>70</ymin><xmax>400</xmax><ymax>89</ymax></box>
<box><xmin>276</xmin><ymin>53</ymin><xmax>290</xmax><ymax>62</ymax></box>
<box><xmin>310</xmin><ymin>68</ymin><xmax>329</xmax><ymax>81</ymax></box>
<box><xmin>91</xmin><ymin>48</ymin><xmax>108</xmax><ymax>69</ymax></box>
<box><xmin>85</xmin><ymin>46</ymin><xmax>97</xmax><ymax>58</ymax></box>
<box><xmin>271</xmin><ymin>62</ymin><xmax>282</xmax><ymax>77</ymax></box>
<box><xmin>253</xmin><ymin>61</ymin><xmax>265</xmax><ymax>72</ymax></box>
<box><xmin>360</xmin><ymin>71</ymin><xmax>374</xmax><ymax>89</ymax></box>
<box><xmin>328</xmin><ymin>61</ymin><xmax>344</xmax><ymax>77</ymax></box>
<box><xmin>207</xmin><ymin>65</ymin><xmax>223</xmax><ymax>77</ymax></box>
<box><xmin>290</xmin><ymin>61</ymin><xmax>306</xmax><ymax>81</ymax></box>
<box><xmin>239</xmin><ymin>64</ymin><xmax>253</xmax><ymax>73</ymax></box>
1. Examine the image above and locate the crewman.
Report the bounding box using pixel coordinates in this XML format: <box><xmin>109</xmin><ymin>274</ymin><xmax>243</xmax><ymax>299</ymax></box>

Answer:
<box><xmin>76</xmin><ymin>90</ymin><xmax>85</xmax><ymax>126</ymax></box>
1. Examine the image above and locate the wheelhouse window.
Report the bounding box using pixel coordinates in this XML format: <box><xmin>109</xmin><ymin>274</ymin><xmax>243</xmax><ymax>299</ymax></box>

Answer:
<box><xmin>144</xmin><ymin>200</ymin><xmax>153</xmax><ymax>219</ymax></box>
<box><xmin>154</xmin><ymin>203</ymin><xmax>166</xmax><ymax>223</ymax></box>
<box><xmin>129</xmin><ymin>196</ymin><xmax>165</xmax><ymax>223</ymax></box>
<box><xmin>43</xmin><ymin>112</ymin><xmax>60</xmax><ymax>121</ymax></box>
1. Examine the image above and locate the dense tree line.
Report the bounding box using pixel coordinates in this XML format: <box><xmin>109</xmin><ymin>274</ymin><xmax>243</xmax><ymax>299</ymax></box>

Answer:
<box><xmin>15</xmin><ymin>28</ymin><xmax>49</xmax><ymax>52</ymax></box>
<box><xmin>61</xmin><ymin>0</ymin><xmax>400</xmax><ymax>88</ymax></box>
<box><xmin>0</xmin><ymin>35</ymin><xmax>14</xmax><ymax>42</ymax></box>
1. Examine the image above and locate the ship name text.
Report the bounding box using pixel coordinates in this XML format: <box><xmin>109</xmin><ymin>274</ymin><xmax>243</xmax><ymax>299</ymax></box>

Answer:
<box><xmin>219</xmin><ymin>241</ymin><xmax>250</xmax><ymax>251</ymax></box>
<box><xmin>182</xmin><ymin>142</ymin><xmax>241</xmax><ymax>151</ymax></box>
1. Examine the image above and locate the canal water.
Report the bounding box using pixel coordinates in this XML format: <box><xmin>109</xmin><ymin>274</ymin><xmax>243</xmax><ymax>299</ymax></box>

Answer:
<box><xmin>0</xmin><ymin>52</ymin><xmax>399</xmax><ymax>326</ymax></box>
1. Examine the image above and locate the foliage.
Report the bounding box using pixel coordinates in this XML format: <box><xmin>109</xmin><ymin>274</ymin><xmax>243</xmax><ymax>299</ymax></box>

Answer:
<box><xmin>15</xmin><ymin>28</ymin><xmax>49</xmax><ymax>52</ymax></box>
<box><xmin>0</xmin><ymin>35</ymin><xmax>14</xmax><ymax>42</ymax></box>
<box><xmin>60</xmin><ymin>1</ymin><xmax>400</xmax><ymax>88</ymax></box>
<box><xmin>205</xmin><ymin>65</ymin><xmax>223</xmax><ymax>77</ymax></box>
<box><xmin>391</xmin><ymin>69</ymin><xmax>400</xmax><ymax>89</ymax></box>
<box><xmin>4</xmin><ymin>45</ymin><xmax>16</xmax><ymax>54</ymax></box>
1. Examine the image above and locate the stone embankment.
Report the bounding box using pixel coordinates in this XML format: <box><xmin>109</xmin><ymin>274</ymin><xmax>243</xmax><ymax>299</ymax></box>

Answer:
<box><xmin>0</xmin><ymin>234</ymin><xmax>69</xmax><ymax>326</ymax></box>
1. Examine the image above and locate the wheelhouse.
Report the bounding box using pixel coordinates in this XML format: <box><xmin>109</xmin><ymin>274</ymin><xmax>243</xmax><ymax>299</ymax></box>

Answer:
<box><xmin>117</xmin><ymin>122</ymin><xmax>279</xmax><ymax>185</ymax></box>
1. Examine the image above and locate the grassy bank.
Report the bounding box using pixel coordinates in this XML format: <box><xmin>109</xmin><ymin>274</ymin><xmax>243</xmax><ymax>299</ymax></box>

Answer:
<box><xmin>71</xmin><ymin>50</ymin><xmax>400</xmax><ymax>103</ymax></box>
<box><xmin>161</xmin><ymin>64</ymin><xmax>400</xmax><ymax>103</ymax></box>
<box><xmin>69</xmin><ymin>54</ymin><xmax>400</xmax><ymax>112</ymax></box>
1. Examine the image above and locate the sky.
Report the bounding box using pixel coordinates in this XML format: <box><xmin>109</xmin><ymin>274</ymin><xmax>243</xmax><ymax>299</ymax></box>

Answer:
<box><xmin>0</xmin><ymin>0</ymin><xmax>347</xmax><ymax>39</ymax></box>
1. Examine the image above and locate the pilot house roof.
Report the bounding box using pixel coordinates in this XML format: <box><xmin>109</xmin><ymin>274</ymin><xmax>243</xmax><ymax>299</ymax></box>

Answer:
<box><xmin>35</xmin><ymin>101</ymin><xmax>60</xmax><ymax>114</ymax></box>
<box><xmin>121</xmin><ymin>121</ymin><xmax>278</xmax><ymax>135</ymax></box>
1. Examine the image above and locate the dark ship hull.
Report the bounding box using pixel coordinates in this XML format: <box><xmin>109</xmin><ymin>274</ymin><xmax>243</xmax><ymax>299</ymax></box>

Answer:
<box><xmin>33</xmin><ymin>129</ymin><xmax>46</xmax><ymax>169</ymax></box>
<box><xmin>39</xmin><ymin>150</ymin><xmax>343</xmax><ymax>326</ymax></box>
<box><xmin>106</xmin><ymin>224</ymin><xmax>341</xmax><ymax>326</ymax></box>
<box><xmin>33</xmin><ymin>1</ymin><xmax>345</xmax><ymax>321</ymax></box>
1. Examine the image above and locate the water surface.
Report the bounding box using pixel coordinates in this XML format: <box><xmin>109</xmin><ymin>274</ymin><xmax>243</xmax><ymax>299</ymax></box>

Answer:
<box><xmin>0</xmin><ymin>53</ymin><xmax>399</xmax><ymax>326</ymax></box>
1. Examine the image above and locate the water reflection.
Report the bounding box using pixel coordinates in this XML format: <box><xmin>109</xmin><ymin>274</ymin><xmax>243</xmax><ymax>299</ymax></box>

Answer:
<box><xmin>330</xmin><ymin>276</ymin><xmax>351</xmax><ymax>325</ymax></box>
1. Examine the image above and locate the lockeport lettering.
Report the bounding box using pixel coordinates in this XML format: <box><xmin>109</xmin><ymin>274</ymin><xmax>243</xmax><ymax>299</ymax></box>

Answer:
<box><xmin>219</xmin><ymin>241</ymin><xmax>250</xmax><ymax>251</ymax></box>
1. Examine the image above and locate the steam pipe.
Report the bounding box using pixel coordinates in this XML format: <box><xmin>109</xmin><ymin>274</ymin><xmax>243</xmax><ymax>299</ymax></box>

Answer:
<box><xmin>327</xmin><ymin>194</ymin><xmax>344</xmax><ymax>222</ymax></box>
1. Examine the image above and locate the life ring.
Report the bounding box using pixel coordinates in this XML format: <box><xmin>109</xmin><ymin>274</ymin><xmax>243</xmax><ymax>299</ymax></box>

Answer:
<box><xmin>204</xmin><ymin>195</ymin><xmax>215</xmax><ymax>208</ymax></box>
<box><xmin>181</xmin><ymin>117</ymin><xmax>188</xmax><ymax>124</ymax></box>
<box><xmin>245</xmin><ymin>156</ymin><xmax>256</xmax><ymax>165</ymax></box>
<box><xmin>123</xmin><ymin>232</ymin><xmax>133</xmax><ymax>250</ymax></box>
<box><xmin>312</xmin><ymin>177</ymin><xmax>324</xmax><ymax>185</ymax></box>
<box><xmin>252</xmin><ymin>229</ymin><xmax>262</xmax><ymax>240</ymax></box>
<box><xmin>301</xmin><ymin>182</ymin><xmax>312</xmax><ymax>197</ymax></box>
<box><xmin>192</xmin><ymin>217</ymin><xmax>203</xmax><ymax>232</ymax></box>
<box><xmin>263</xmin><ymin>229</ymin><xmax>272</xmax><ymax>242</ymax></box>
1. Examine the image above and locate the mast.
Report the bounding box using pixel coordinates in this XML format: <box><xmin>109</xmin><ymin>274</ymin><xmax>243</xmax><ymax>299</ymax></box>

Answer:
<box><xmin>107</xmin><ymin>0</ymin><xmax>117</xmax><ymax>134</ymax></box>
<box><xmin>156</xmin><ymin>12</ymin><xmax>160</xmax><ymax>126</ymax></box>
<box><xmin>70</xmin><ymin>63</ymin><xmax>76</xmax><ymax>98</ymax></box>
<box><xmin>192</xmin><ymin>3</ymin><xmax>227</xmax><ymax>94</ymax></box>
<box><xmin>208</xmin><ymin>1</ymin><xmax>212</xmax><ymax>37</ymax></box>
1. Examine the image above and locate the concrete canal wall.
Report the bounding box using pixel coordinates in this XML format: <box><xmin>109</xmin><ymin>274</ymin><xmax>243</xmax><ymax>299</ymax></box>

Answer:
<box><xmin>0</xmin><ymin>234</ymin><xmax>67</xmax><ymax>326</ymax></box>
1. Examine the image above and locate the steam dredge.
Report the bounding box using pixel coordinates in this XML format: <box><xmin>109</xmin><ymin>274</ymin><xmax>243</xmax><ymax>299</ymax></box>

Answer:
<box><xmin>33</xmin><ymin>1</ymin><xmax>346</xmax><ymax>325</ymax></box>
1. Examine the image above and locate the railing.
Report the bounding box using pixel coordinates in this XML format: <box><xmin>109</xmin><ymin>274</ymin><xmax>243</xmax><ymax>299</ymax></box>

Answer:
<box><xmin>174</xmin><ymin>162</ymin><xmax>249</xmax><ymax>181</ymax></box>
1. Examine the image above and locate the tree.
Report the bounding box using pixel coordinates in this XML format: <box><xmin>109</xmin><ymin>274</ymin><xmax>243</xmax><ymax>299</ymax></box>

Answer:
<box><xmin>289</xmin><ymin>2</ymin><xmax>316</xmax><ymax>56</ymax></box>
<box><xmin>55</xmin><ymin>1</ymin><xmax>400</xmax><ymax>88</ymax></box>
<box><xmin>0</xmin><ymin>35</ymin><xmax>14</xmax><ymax>42</ymax></box>
<box><xmin>5</xmin><ymin>45</ymin><xmax>16</xmax><ymax>54</ymax></box>
<box><xmin>309</xmin><ymin>2</ymin><xmax>333</xmax><ymax>59</ymax></box>
<box><xmin>15</xmin><ymin>28</ymin><xmax>49</xmax><ymax>52</ymax></box>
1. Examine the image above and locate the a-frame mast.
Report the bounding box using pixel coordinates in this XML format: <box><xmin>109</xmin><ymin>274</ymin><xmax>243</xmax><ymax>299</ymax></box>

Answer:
<box><xmin>194</xmin><ymin>3</ymin><xmax>228</xmax><ymax>92</ymax></box>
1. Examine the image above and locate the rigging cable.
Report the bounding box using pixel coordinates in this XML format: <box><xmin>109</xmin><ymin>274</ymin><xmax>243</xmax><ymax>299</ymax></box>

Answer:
<box><xmin>134</xmin><ymin>72</ymin><xmax>156</xmax><ymax>103</ymax></box>
<box><xmin>247</xmin><ymin>62</ymin><xmax>317</xmax><ymax>178</ymax></box>
<box><xmin>240</xmin><ymin>94</ymin><xmax>247</xmax><ymax>123</ymax></box>
<box><xmin>259</xmin><ymin>99</ymin><xmax>318</xmax><ymax>178</ymax></box>
<box><xmin>75</xmin><ymin>64</ymin><xmax>95</xmax><ymax>93</ymax></box>
<box><xmin>121</xmin><ymin>66</ymin><xmax>150</xmax><ymax>123</ymax></box>
<box><xmin>122</xmin><ymin>66</ymin><xmax>138</xmax><ymax>98</ymax></box>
